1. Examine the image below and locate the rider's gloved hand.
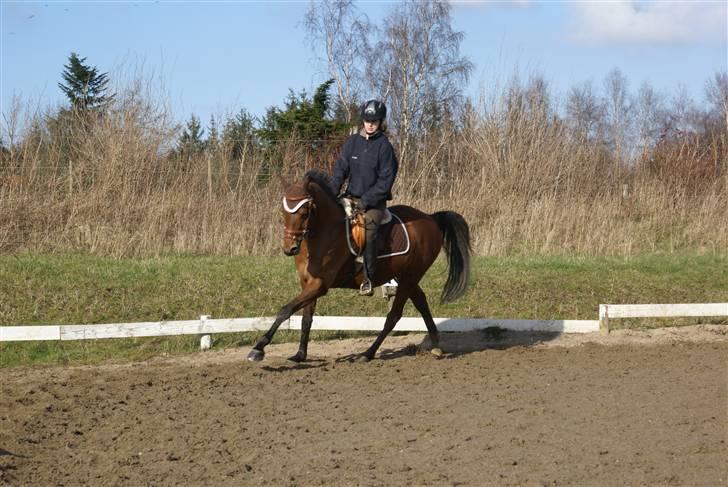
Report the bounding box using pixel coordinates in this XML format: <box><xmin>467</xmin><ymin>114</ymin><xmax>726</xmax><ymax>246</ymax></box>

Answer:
<box><xmin>338</xmin><ymin>193</ymin><xmax>355</xmax><ymax>218</ymax></box>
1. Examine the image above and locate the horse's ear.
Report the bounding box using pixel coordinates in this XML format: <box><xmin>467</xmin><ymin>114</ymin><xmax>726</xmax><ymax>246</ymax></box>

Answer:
<box><xmin>303</xmin><ymin>173</ymin><xmax>314</xmax><ymax>192</ymax></box>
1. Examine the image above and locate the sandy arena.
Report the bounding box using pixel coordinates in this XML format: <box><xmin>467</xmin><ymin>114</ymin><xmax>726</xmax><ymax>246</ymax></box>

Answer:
<box><xmin>2</xmin><ymin>325</ymin><xmax>727</xmax><ymax>486</ymax></box>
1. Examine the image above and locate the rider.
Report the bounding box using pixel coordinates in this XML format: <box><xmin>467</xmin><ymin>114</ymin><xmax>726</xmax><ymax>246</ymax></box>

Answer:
<box><xmin>330</xmin><ymin>99</ymin><xmax>399</xmax><ymax>296</ymax></box>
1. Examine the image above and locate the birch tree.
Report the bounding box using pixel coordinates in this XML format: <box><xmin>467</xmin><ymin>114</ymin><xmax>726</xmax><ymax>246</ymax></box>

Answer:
<box><xmin>705</xmin><ymin>71</ymin><xmax>728</xmax><ymax>133</ymax></box>
<box><xmin>304</xmin><ymin>0</ymin><xmax>369</xmax><ymax>124</ymax></box>
<box><xmin>603</xmin><ymin>68</ymin><xmax>633</xmax><ymax>166</ymax></box>
<box><xmin>566</xmin><ymin>80</ymin><xmax>604</xmax><ymax>142</ymax></box>
<box><xmin>634</xmin><ymin>81</ymin><xmax>665</xmax><ymax>154</ymax></box>
<box><xmin>367</xmin><ymin>0</ymin><xmax>472</xmax><ymax>163</ymax></box>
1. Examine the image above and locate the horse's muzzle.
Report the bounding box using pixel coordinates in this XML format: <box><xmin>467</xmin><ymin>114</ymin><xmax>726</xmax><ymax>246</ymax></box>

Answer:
<box><xmin>283</xmin><ymin>244</ymin><xmax>300</xmax><ymax>256</ymax></box>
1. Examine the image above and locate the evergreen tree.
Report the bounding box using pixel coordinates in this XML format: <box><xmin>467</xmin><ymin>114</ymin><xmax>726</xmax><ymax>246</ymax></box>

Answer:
<box><xmin>58</xmin><ymin>52</ymin><xmax>114</xmax><ymax>110</ymax></box>
<box><xmin>207</xmin><ymin>115</ymin><xmax>220</xmax><ymax>152</ymax></box>
<box><xmin>222</xmin><ymin>109</ymin><xmax>256</xmax><ymax>160</ymax></box>
<box><xmin>176</xmin><ymin>114</ymin><xmax>205</xmax><ymax>160</ymax></box>
<box><xmin>257</xmin><ymin>79</ymin><xmax>347</xmax><ymax>148</ymax></box>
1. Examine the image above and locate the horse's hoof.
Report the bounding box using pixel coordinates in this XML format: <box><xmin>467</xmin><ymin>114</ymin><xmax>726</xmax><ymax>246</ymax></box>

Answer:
<box><xmin>247</xmin><ymin>349</ymin><xmax>265</xmax><ymax>362</ymax></box>
<box><xmin>287</xmin><ymin>352</ymin><xmax>306</xmax><ymax>363</ymax></box>
<box><xmin>355</xmin><ymin>354</ymin><xmax>371</xmax><ymax>363</ymax></box>
<box><xmin>431</xmin><ymin>347</ymin><xmax>444</xmax><ymax>359</ymax></box>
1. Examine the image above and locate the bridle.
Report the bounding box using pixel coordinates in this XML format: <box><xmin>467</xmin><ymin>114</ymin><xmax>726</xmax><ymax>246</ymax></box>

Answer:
<box><xmin>282</xmin><ymin>195</ymin><xmax>314</xmax><ymax>243</ymax></box>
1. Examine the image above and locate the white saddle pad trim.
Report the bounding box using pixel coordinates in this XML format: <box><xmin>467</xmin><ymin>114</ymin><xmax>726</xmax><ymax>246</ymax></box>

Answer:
<box><xmin>378</xmin><ymin>214</ymin><xmax>409</xmax><ymax>258</ymax></box>
<box><xmin>345</xmin><ymin>212</ymin><xmax>410</xmax><ymax>259</ymax></box>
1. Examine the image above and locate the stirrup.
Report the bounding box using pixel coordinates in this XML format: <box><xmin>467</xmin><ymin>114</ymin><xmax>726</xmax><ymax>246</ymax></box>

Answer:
<box><xmin>359</xmin><ymin>278</ymin><xmax>374</xmax><ymax>296</ymax></box>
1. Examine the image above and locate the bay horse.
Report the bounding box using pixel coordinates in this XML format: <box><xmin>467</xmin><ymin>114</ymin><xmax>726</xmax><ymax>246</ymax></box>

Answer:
<box><xmin>247</xmin><ymin>170</ymin><xmax>471</xmax><ymax>363</ymax></box>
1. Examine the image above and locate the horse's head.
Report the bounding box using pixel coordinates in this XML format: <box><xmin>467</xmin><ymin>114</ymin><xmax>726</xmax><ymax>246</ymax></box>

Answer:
<box><xmin>279</xmin><ymin>171</ymin><xmax>343</xmax><ymax>256</ymax></box>
<box><xmin>281</xmin><ymin>183</ymin><xmax>314</xmax><ymax>256</ymax></box>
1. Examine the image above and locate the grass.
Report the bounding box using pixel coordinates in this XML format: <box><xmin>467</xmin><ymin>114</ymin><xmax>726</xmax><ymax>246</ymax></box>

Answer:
<box><xmin>2</xmin><ymin>252</ymin><xmax>727</xmax><ymax>368</ymax></box>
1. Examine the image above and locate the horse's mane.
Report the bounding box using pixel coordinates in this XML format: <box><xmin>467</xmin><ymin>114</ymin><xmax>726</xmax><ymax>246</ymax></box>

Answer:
<box><xmin>304</xmin><ymin>170</ymin><xmax>337</xmax><ymax>204</ymax></box>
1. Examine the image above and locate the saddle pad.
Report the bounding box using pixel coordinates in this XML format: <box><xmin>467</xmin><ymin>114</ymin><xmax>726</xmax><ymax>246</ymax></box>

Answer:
<box><xmin>346</xmin><ymin>212</ymin><xmax>410</xmax><ymax>259</ymax></box>
<box><xmin>376</xmin><ymin>214</ymin><xmax>410</xmax><ymax>258</ymax></box>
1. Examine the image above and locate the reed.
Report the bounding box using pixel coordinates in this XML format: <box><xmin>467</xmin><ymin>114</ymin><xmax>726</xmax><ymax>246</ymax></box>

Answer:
<box><xmin>1</xmin><ymin>77</ymin><xmax>725</xmax><ymax>257</ymax></box>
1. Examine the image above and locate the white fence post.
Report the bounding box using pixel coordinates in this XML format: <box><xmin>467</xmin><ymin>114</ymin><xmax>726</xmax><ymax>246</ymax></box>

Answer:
<box><xmin>599</xmin><ymin>304</ymin><xmax>609</xmax><ymax>334</ymax></box>
<box><xmin>199</xmin><ymin>315</ymin><xmax>212</xmax><ymax>350</ymax></box>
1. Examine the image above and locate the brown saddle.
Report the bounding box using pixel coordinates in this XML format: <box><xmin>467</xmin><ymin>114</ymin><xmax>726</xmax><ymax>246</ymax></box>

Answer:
<box><xmin>348</xmin><ymin>210</ymin><xmax>410</xmax><ymax>259</ymax></box>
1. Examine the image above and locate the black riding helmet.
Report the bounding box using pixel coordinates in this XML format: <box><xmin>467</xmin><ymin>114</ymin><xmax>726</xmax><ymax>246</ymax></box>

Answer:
<box><xmin>361</xmin><ymin>99</ymin><xmax>386</xmax><ymax>122</ymax></box>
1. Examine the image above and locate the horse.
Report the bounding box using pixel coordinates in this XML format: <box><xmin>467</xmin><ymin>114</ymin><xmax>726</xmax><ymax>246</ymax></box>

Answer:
<box><xmin>247</xmin><ymin>170</ymin><xmax>471</xmax><ymax>363</ymax></box>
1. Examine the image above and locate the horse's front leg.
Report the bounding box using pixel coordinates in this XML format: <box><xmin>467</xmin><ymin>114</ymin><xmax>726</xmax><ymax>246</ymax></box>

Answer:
<box><xmin>288</xmin><ymin>300</ymin><xmax>316</xmax><ymax>363</ymax></box>
<box><xmin>247</xmin><ymin>282</ymin><xmax>325</xmax><ymax>362</ymax></box>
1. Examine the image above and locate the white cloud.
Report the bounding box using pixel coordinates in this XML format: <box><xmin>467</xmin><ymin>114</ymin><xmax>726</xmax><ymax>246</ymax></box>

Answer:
<box><xmin>452</xmin><ymin>0</ymin><xmax>533</xmax><ymax>11</ymax></box>
<box><xmin>571</xmin><ymin>1</ymin><xmax>727</xmax><ymax>44</ymax></box>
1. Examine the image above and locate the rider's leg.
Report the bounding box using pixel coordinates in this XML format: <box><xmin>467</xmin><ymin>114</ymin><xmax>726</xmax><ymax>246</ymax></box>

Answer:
<box><xmin>361</xmin><ymin>203</ymin><xmax>385</xmax><ymax>296</ymax></box>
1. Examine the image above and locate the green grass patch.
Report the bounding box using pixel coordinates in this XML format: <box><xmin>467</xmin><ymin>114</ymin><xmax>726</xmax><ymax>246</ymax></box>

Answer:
<box><xmin>1</xmin><ymin>252</ymin><xmax>727</xmax><ymax>367</ymax></box>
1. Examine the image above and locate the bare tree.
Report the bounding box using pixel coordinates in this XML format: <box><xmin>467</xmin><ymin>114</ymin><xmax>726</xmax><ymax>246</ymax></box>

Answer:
<box><xmin>1</xmin><ymin>94</ymin><xmax>23</xmax><ymax>165</ymax></box>
<box><xmin>524</xmin><ymin>74</ymin><xmax>553</xmax><ymax>120</ymax></box>
<box><xmin>367</xmin><ymin>0</ymin><xmax>472</xmax><ymax>163</ymax></box>
<box><xmin>304</xmin><ymin>0</ymin><xmax>369</xmax><ymax>124</ymax></box>
<box><xmin>602</xmin><ymin>68</ymin><xmax>633</xmax><ymax>166</ymax></box>
<box><xmin>566</xmin><ymin>80</ymin><xmax>604</xmax><ymax>142</ymax></box>
<box><xmin>705</xmin><ymin>71</ymin><xmax>728</xmax><ymax>132</ymax></box>
<box><xmin>668</xmin><ymin>84</ymin><xmax>699</xmax><ymax>133</ymax></box>
<box><xmin>634</xmin><ymin>81</ymin><xmax>665</xmax><ymax>153</ymax></box>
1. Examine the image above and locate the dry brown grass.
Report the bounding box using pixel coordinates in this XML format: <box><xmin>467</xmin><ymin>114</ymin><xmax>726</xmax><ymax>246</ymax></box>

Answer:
<box><xmin>1</xmin><ymin>82</ymin><xmax>726</xmax><ymax>257</ymax></box>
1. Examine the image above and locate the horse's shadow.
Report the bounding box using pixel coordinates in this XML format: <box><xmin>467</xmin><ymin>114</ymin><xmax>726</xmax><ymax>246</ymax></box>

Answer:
<box><xmin>386</xmin><ymin>329</ymin><xmax>562</xmax><ymax>360</ymax></box>
<box><xmin>260</xmin><ymin>359</ymin><xmax>328</xmax><ymax>373</ymax></box>
<box><xmin>0</xmin><ymin>448</ymin><xmax>27</xmax><ymax>458</ymax></box>
<box><xmin>335</xmin><ymin>329</ymin><xmax>563</xmax><ymax>363</ymax></box>
<box><xmin>255</xmin><ymin>329</ymin><xmax>565</xmax><ymax>370</ymax></box>
<box><xmin>335</xmin><ymin>344</ymin><xmax>419</xmax><ymax>363</ymax></box>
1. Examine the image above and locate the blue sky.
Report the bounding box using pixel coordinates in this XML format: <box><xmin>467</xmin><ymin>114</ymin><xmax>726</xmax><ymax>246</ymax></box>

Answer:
<box><xmin>2</xmin><ymin>1</ymin><xmax>726</xmax><ymax>129</ymax></box>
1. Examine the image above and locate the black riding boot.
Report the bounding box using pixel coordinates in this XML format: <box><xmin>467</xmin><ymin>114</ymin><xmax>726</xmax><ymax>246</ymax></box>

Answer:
<box><xmin>360</xmin><ymin>238</ymin><xmax>377</xmax><ymax>296</ymax></box>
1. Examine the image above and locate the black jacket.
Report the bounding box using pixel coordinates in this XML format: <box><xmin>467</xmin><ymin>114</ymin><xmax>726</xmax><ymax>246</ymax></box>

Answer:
<box><xmin>329</xmin><ymin>131</ymin><xmax>398</xmax><ymax>210</ymax></box>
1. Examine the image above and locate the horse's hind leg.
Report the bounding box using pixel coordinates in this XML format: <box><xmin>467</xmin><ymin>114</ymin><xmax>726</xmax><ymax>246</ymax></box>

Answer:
<box><xmin>410</xmin><ymin>284</ymin><xmax>443</xmax><ymax>358</ymax></box>
<box><xmin>288</xmin><ymin>300</ymin><xmax>316</xmax><ymax>363</ymax></box>
<box><xmin>358</xmin><ymin>289</ymin><xmax>409</xmax><ymax>362</ymax></box>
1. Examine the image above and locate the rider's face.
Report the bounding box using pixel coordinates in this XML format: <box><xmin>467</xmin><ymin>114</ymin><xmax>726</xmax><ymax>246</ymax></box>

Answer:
<box><xmin>364</xmin><ymin>119</ymin><xmax>381</xmax><ymax>135</ymax></box>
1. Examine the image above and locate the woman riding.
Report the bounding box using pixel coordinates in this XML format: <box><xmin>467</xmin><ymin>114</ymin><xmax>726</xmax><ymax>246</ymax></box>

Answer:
<box><xmin>329</xmin><ymin>99</ymin><xmax>399</xmax><ymax>296</ymax></box>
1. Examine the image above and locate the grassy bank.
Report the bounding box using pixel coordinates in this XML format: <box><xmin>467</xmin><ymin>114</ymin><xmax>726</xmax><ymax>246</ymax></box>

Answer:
<box><xmin>2</xmin><ymin>253</ymin><xmax>727</xmax><ymax>367</ymax></box>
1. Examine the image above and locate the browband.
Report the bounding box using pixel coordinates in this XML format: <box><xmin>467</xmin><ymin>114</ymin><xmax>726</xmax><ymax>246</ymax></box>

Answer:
<box><xmin>282</xmin><ymin>196</ymin><xmax>312</xmax><ymax>214</ymax></box>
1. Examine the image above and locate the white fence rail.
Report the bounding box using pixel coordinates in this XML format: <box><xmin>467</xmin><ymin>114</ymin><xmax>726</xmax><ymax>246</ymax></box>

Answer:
<box><xmin>0</xmin><ymin>316</ymin><xmax>599</xmax><ymax>343</ymax></box>
<box><xmin>599</xmin><ymin>303</ymin><xmax>728</xmax><ymax>333</ymax></box>
<box><xmin>1</xmin><ymin>302</ymin><xmax>726</xmax><ymax>345</ymax></box>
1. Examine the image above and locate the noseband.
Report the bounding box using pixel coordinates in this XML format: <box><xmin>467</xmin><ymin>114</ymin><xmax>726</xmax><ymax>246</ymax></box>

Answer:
<box><xmin>282</xmin><ymin>195</ymin><xmax>313</xmax><ymax>242</ymax></box>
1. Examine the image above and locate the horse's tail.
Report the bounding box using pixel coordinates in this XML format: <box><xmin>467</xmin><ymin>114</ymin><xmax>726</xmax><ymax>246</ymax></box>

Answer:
<box><xmin>432</xmin><ymin>211</ymin><xmax>472</xmax><ymax>303</ymax></box>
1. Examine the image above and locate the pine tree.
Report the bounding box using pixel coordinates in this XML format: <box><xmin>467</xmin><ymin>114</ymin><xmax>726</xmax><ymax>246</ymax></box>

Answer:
<box><xmin>222</xmin><ymin>109</ymin><xmax>256</xmax><ymax>160</ymax></box>
<box><xmin>257</xmin><ymin>79</ymin><xmax>346</xmax><ymax>148</ymax></box>
<box><xmin>207</xmin><ymin>115</ymin><xmax>220</xmax><ymax>152</ymax></box>
<box><xmin>176</xmin><ymin>114</ymin><xmax>205</xmax><ymax>160</ymax></box>
<box><xmin>58</xmin><ymin>52</ymin><xmax>114</xmax><ymax>110</ymax></box>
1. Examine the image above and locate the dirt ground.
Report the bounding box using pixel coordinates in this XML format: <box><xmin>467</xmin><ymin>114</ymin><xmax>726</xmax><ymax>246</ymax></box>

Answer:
<box><xmin>2</xmin><ymin>325</ymin><xmax>727</xmax><ymax>486</ymax></box>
